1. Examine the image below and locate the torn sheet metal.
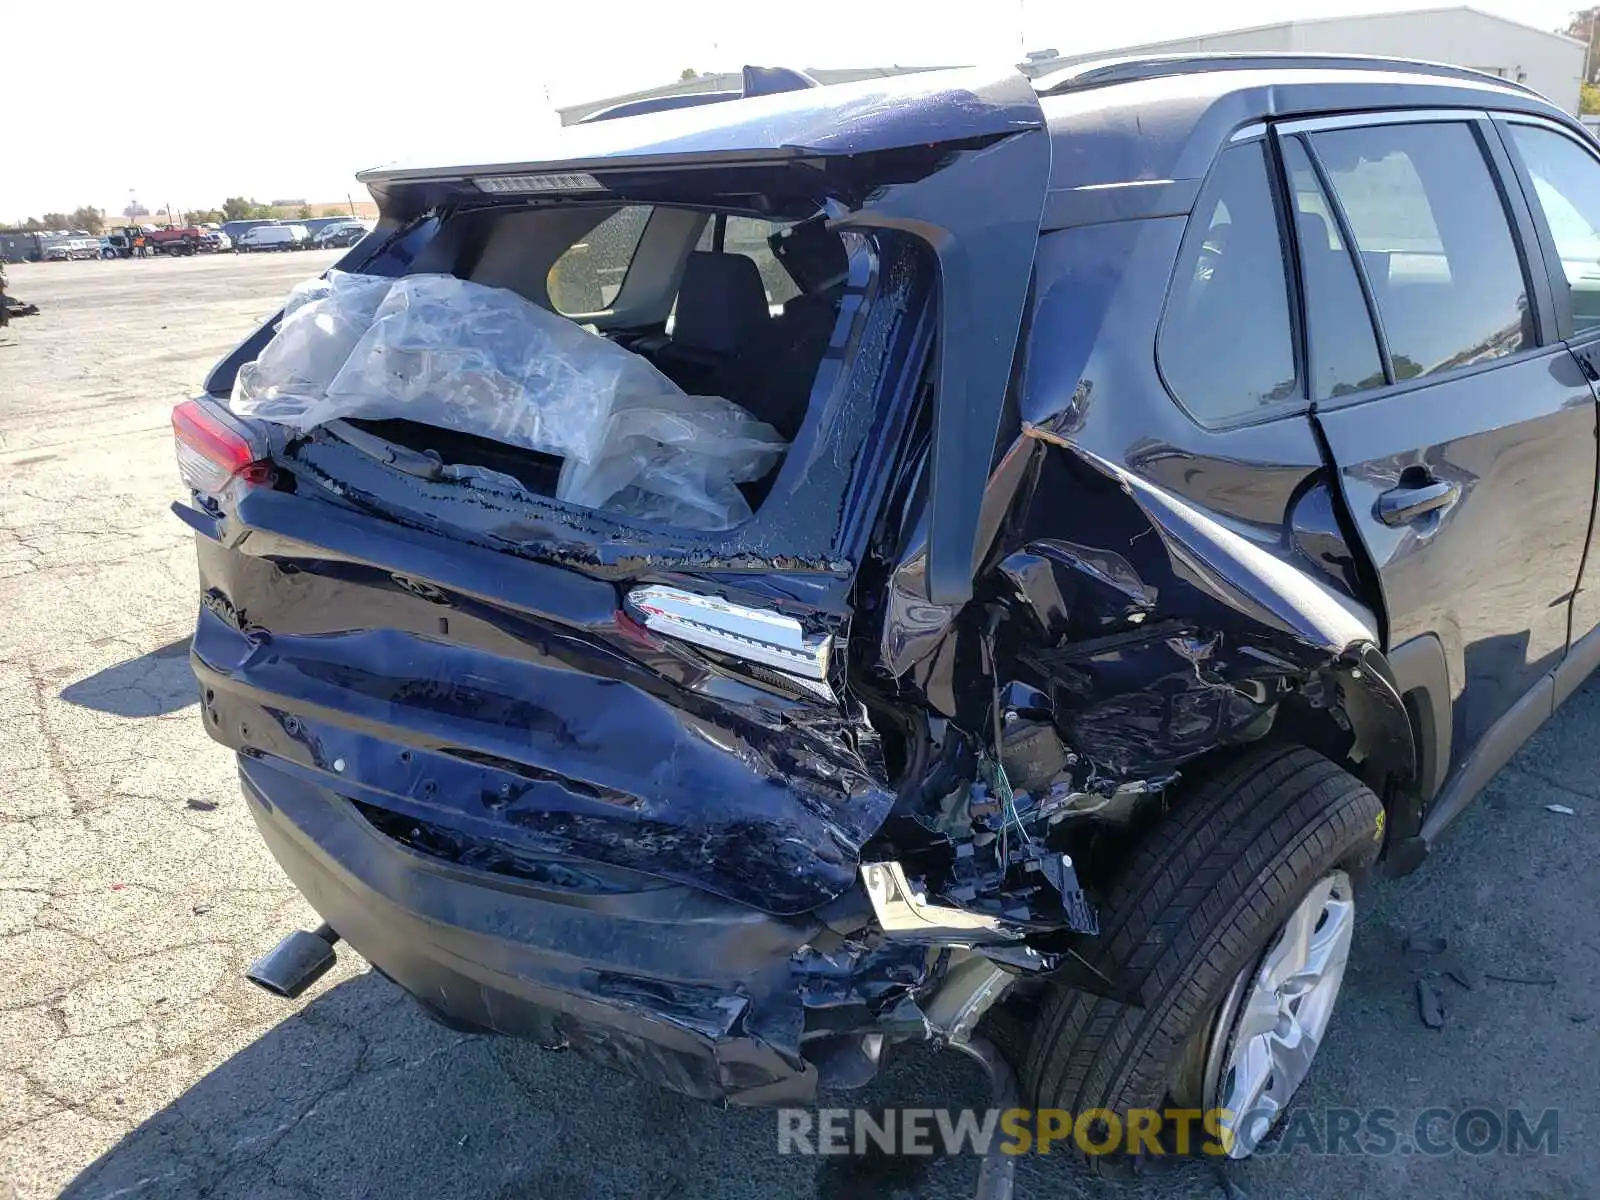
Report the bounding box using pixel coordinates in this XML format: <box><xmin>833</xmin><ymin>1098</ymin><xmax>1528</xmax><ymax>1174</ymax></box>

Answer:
<box><xmin>1029</xmin><ymin>437</ymin><xmax>1379</xmax><ymax>656</ymax></box>
<box><xmin>190</xmin><ymin>514</ymin><xmax>895</xmax><ymax>917</ymax></box>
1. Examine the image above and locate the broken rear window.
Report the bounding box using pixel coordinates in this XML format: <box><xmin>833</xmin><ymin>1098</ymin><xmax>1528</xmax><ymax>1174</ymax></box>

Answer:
<box><xmin>230</xmin><ymin>202</ymin><xmax>865</xmax><ymax>531</ymax></box>
<box><xmin>547</xmin><ymin>205</ymin><xmax>651</xmax><ymax>315</ymax></box>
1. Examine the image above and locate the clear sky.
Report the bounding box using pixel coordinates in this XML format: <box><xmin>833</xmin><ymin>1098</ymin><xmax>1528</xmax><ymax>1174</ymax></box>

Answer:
<box><xmin>2</xmin><ymin>0</ymin><xmax>1581</xmax><ymax>221</ymax></box>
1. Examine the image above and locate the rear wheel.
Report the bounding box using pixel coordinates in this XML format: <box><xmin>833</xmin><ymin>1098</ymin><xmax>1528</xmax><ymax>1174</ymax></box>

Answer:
<box><xmin>1019</xmin><ymin>744</ymin><xmax>1383</xmax><ymax>1159</ymax></box>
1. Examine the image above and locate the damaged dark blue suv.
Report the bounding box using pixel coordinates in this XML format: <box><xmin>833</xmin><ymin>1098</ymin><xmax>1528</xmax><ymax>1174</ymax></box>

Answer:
<box><xmin>175</xmin><ymin>55</ymin><xmax>1600</xmax><ymax>1161</ymax></box>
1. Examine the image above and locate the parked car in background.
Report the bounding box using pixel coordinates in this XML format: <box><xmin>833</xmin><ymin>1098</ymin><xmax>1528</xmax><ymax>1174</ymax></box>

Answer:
<box><xmin>42</xmin><ymin>236</ymin><xmax>100</xmax><ymax>261</ymax></box>
<box><xmin>203</xmin><ymin>230</ymin><xmax>233</xmax><ymax>252</ymax></box>
<box><xmin>302</xmin><ymin>216</ymin><xmax>357</xmax><ymax>240</ymax></box>
<box><xmin>312</xmin><ymin>220</ymin><xmax>372</xmax><ymax>249</ymax></box>
<box><xmin>237</xmin><ymin>224</ymin><xmax>310</xmax><ymax>253</ymax></box>
<box><xmin>221</xmin><ymin>219</ymin><xmax>279</xmax><ymax>245</ymax></box>
<box><xmin>176</xmin><ymin>56</ymin><xmax>1600</xmax><ymax>1170</ymax></box>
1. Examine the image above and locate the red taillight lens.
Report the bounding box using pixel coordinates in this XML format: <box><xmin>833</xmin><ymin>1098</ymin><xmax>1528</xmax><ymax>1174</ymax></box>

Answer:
<box><xmin>172</xmin><ymin>400</ymin><xmax>266</xmax><ymax>494</ymax></box>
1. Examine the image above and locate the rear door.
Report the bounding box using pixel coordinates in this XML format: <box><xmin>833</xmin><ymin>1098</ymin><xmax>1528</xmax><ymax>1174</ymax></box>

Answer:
<box><xmin>1292</xmin><ymin>112</ymin><xmax>1596</xmax><ymax>776</ymax></box>
<box><xmin>1494</xmin><ymin>114</ymin><xmax>1600</xmax><ymax>693</ymax></box>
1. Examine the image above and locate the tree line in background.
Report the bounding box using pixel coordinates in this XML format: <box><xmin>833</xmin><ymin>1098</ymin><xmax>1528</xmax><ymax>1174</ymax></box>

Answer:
<box><xmin>7</xmin><ymin>198</ymin><xmax>318</xmax><ymax>232</ymax></box>
<box><xmin>9</xmin><ymin>207</ymin><xmax>108</xmax><ymax>233</ymax></box>
<box><xmin>214</xmin><ymin>198</ymin><xmax>316</xmax><ymax>222</ymax></box>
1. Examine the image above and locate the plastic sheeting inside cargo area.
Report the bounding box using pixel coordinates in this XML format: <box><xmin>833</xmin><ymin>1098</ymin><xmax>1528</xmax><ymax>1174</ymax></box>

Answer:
<box><xmin>230</xmin><ymin>271</ymin><xmax>788</xmax><ymax>530</ymax></box>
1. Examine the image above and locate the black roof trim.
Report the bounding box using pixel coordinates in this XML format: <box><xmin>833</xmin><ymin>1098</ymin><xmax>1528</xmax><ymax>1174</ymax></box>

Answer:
<box><xmin>1035</xmin><ymin>53</ymin><xmax>1542</xmax><ymax>100</ymax></box>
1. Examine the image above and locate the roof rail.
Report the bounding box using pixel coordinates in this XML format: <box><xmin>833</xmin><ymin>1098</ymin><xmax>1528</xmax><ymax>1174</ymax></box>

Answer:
<box><xmin>580</xmin><ymin>65</ymin><xmax>819</xmax><ymax>124</ymax></box>
<box><xmin>1033</xmin><ymin>53</ymin><xmax>1544</xmax><ymax>100</ymax></box>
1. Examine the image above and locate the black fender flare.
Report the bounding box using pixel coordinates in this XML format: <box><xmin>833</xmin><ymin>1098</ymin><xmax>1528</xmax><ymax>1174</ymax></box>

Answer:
<box><xmin>1333</xmin><ymin>642</ymin><xmax>1421</xmax><ymax>848</ymax></box>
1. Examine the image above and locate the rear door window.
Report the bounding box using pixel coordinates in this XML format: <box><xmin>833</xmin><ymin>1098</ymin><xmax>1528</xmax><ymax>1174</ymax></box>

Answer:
<box><xmin>696</xmin><ymin>215</ymin><xmax>800</xmax><ymax>307</ymax></box>
<box><xmin>1159</xmin><ymin>141</ymin><xmax>1299</xmax><ymax>426</ymax></box>
<box><xmin>1308</xmin><ymin>122</ymin><xmax>1532</xmax><ymax>380</ymax></box>
<box><xmin>1281</xmin><ymin>137</ymin><xmax>1385</xmax><ymax>399</ymax></box>
<box><xmin>547</xmin><ymin>205</ymin><xmax>652</xmax><ymax>315</ymax></box>
<box><xmin>1504</xmin><ymin>122</ymin><xmax>1600</xmax><ymax>334</ymax></box>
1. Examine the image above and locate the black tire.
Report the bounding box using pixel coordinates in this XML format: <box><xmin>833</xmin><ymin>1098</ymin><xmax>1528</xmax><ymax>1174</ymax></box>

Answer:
<box><xmin>1019</xmin><ymin>744</ymin><xmax>1384</xmax><ymax>1152</ymax></box>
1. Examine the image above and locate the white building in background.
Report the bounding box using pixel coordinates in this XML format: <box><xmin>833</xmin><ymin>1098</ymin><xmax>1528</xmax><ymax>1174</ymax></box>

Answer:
<box><xmin>1026</xmin><ymin>6</ymin><xmax>1587</xmax><ymax>114</ymax></box>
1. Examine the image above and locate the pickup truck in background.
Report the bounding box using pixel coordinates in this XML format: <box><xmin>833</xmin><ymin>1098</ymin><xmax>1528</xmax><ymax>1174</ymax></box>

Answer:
<box><xmin>41</xmin><ymin>236</ymin><xmax>101</xmax><ymax>261</ymax></box>
<box><xmin>145</xmin><ymin>225</ymin><xmax>210</xmax><ymax>255</ymax></box>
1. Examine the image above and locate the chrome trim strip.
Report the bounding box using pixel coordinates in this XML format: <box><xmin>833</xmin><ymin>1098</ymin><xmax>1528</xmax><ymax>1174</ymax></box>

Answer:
<box><xmin>1277</xmin><ymin>107</ymin><xmax>1491</xmax><ymax>135</ymax></box>
<box><xmin>1490</xmin><ymin>109</ymin><xmax>1600</xmax><ymax>153</ymax></box>
<box><xmin>1491</xmin><ymin>110</ymin><xmax>1582</xmax><ymax>133</ymax></box>
<box><xmin>625</xmin><ymin>585</ymin><xmax>832</xmax><ymax>680</ymax></box>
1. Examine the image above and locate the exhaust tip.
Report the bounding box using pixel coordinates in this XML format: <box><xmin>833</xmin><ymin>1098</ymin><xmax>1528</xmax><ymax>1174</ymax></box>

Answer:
<box><xmin>246</xmin><ymin>923</ymin><xmax>339</xmax><ymax>999</ymax></box>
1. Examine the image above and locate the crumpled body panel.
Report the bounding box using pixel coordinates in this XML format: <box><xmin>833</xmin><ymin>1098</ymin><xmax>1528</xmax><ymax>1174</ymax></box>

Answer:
<box><xmin>189</xmin><ymin>494</ymin><xmax>894</xmax><ymax>917</ymax></box>
<box><xmin>240</xmin><ymin>753</ymin><xmax>824</xmax><ymax>1104</ymax></box>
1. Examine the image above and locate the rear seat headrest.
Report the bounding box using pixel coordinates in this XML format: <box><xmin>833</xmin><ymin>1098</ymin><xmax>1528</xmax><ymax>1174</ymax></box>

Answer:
<box><xmin>1295</xmin><ymin>209</ymin><xmax>1334</xmax><ymax>253</ymax></box>
<box><xmin>672</xmin><ymin>251</ymin><xmax>770</xmax><ymax>355</ymax></box>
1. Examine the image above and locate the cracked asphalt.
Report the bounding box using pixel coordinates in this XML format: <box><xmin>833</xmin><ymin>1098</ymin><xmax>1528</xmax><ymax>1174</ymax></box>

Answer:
<box><xmin>1</xmin><ymin>253</ymin><xmax>1596</xmax><ymax>1200</ymax></box>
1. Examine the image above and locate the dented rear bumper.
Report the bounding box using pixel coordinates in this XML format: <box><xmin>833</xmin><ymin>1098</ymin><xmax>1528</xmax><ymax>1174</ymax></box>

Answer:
<box><xmin>239</xmin><ymin>752</ymin><xmax>828</xmax><ymax>1104</ymax></box>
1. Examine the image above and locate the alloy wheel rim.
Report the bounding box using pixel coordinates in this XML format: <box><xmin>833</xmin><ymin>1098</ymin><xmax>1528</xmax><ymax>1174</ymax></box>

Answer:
<box><xmin>1211</xmin><ymin>869</ymin><xmax>1355</xmax><ymax>1158</ymax></box>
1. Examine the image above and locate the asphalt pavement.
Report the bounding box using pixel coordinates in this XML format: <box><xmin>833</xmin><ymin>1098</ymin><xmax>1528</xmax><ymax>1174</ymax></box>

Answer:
<box><xmin>0</xmin><ymin>253</ymin><xmax>1594</xmax><ymax>1200</ymax></box>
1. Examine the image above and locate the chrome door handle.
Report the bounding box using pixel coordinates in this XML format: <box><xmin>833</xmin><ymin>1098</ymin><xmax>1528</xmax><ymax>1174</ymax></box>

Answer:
<box><xmin>1376</xmin><ymin>479</ymin><xmax>1459</xmax><ymax>526</ymax></box>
